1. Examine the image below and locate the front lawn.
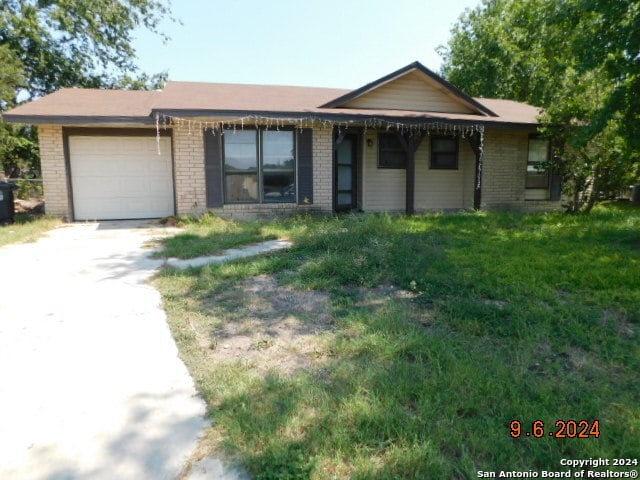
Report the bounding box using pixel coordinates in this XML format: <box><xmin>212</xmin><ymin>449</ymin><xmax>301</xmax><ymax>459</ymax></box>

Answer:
<box><xmin>0</xmin><ymin>213</ymin><xmax>62</xmax><ymax>248</ymax></box>
<box><xmin>155</xmin><ymin>203</ymin><xmax>639</xmax><ymax>479</ymax></box>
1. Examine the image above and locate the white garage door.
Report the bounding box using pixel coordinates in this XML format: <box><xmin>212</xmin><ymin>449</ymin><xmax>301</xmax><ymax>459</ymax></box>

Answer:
<box><xmin>69</xmin><ymin>135</ymin><xmax>174</xmax><ymax>220</ymax></box>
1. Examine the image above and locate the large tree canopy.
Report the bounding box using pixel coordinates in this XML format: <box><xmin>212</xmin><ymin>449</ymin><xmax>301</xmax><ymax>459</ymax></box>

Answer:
<box><xmin>0</xmin><ymin>0</ymin><xmax>172</xmax><ymax>180</ymax></box>
<box><xmin>439</xmin><ymin>0</ymin><xmax>640</xmax><ymax>212</ymax></box>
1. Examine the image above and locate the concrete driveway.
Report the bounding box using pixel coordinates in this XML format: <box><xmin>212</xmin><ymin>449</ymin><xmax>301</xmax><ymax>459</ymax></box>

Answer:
<box><xmin>0</xmin><ymin>221</ymin><xmax>207</xmax><ymax>479</ymax></box>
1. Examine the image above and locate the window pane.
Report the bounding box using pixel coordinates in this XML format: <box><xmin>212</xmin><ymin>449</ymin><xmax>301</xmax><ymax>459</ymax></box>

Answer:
<box><xmin>224</xmin><ymin>130</ymin><xmax>257</xmax><ymax>171</ymax></box>
<box><xmin>378</xmin><ymin>133</ymin><xmax>406</xmax><ymax>169</ymax></box>
<box><xmin>527</xmin><ymin>138</ymin><xmax>549</xmax><ymax>189</ymax></box>
<box><xmin>263</xmin><ymin>130</ymin><xmax>294</xmax><ymax>169</ymax></box>
<box><xmin>379</xmin><ymin>134</ymin><xmax>402</xmax><ymax>150</ymax></box>
<box><xmin>263</xmin><ymin>171</ymin><xmax>295</xmax><ymax>202</ymax></box>
<box><xmin>527</xmin><ymin>164</ymin><xmax>546</xmax><ymax>173</ymax></box>
<box><xmin>263</xmin><ymin>130</ymin><xmax>295</xmax><ymax>203</ymax></box>
<box><xmin>225</xmin><ymin>173</ymin><xmax>258</xmax><ymax>202</ymax></box>
<box><xmin>338</xmin><ymin>165</ymin><xmax>352</xmax><ymax>190</ymax></box>
<box><xmin>431</xmin><ymin>136</ymin><xmax>458</xmax><ymax>169</ymax></box>
<box><xmin>337</xmin><ymin>139</ymin><xmax>354</xmax><ymax>165</ymax></box>
<box><xmin>526</xmin><ymin>173</ymin><xmax>550</xmax><ymax>189</ymax></box>
<box><xmin>432</xmin><ymin>153</ymin><xmax>457</xmax><ymax>169</ymax></box>
<box><xmin>337</xmin><ymin>192</ymin><xmax>352</xmax><ymax>205</ymax></box>
<box><xmin>528</xmin><ymin>139</ymin><xmax>548</xmax><ymax>164</ymax></box>
<box><xmin>433</xmin><ymin>137</ymin><xmax>456</xmax><ymax>152</ymax></box>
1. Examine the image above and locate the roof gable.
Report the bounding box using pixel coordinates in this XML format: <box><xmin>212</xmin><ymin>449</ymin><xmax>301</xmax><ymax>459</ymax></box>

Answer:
<box><xmin>322</xmin><ymin>62</ymin><xmax>497</xmax><ymax>117</ymax></box>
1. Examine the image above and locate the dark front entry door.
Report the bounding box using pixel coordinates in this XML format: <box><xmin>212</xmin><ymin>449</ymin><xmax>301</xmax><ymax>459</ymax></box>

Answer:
<box><xmin>335</xmin><ymin>134</ymin><xmax>357</xmax><ymax>211</ymax></box>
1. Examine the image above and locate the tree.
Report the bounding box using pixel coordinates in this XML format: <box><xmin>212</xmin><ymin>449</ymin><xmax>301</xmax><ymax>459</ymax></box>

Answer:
<box><xmin>439</xmin><ymin>0</ymin><xmax>640</xmax><ymax>212</ymax></box>
<box><xmin>0</xmin><ymin>0</ymin><xmax>172</xmax><ymax>183</ymax></box>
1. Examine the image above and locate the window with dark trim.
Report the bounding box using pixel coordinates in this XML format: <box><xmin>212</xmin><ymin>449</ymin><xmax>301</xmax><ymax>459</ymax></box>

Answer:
<box><xmin>223</xmin><ymin>128</ymin><xmax>296</xmax><ymax>204</ymax></box>
<box><xmin>430</xmin><ymin>135</ymin><xmax>458</xmax><ymax>169</ymax></box>
<box><xmin>378</xmin><ymin>133</ymin><xmax>407</xmax><ymax>169</ymax></box>
<box><xmin>526</xmin><ymin>138</ymin><xmax>550</xmax><ymax>189</ymax></box>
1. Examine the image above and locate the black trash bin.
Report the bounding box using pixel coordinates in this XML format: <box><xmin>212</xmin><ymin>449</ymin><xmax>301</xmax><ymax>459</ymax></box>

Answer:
<box><xmin>631</xmin><ymin>184</ymin><xmax>640</xmax><ymax>205</ymax></box>
<box><xmin>0</xmin><ymin>181</ymin><xmax>17</xmax><ymax>225</ymax></box>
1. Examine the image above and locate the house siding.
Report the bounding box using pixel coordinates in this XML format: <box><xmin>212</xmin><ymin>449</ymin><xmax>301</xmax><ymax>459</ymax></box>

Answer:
<box><xmin>362</xmin><ymin>132</ymin><xmax>405</xmax><ymax>212</ymax></box>
<box><xmin>38</xmin><ymin>125</ymin><xmax>71</xmax><ymax>218</ymax></box>
<box><xmin>362</xmin><ymin>132</ymin><xmax>475</xmax><ymax>212</ymax></box>
<box><xmin>344</xmin><ymin>70</ymin><xmax>475</xmax><ymax>114</ymax></box>
<box><xmin>415</xmin><ymin>136</ymin><xmax>475</xmax><ymax>210</ymax></box>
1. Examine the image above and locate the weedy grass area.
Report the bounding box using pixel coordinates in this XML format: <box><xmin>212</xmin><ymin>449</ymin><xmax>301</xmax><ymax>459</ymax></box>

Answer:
<box><xmin>157</xmin><ymin>213</ymin><xmax>290</xmax><ymax>259</ymax></box>
<box><xmin>154</xmin><ymin>202</ymin><xmax>639</xmax><ymax>479</ymax></box>
<box><xmin>0</xmin><ymin>213</ymin><xmax>62</xmax><ymax>248</ymax></box>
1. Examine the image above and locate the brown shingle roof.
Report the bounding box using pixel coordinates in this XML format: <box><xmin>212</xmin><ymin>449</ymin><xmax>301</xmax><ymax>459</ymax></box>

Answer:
<box><xmin>156</xmin><ymin>81</ymin><xmax>349</xmax><ymax>111</ymax></box>
<box><xmin>3</xmin><ymin>88</ymin><xmax>159</xmax><ymax>122</ymax></box>
<box><xmin>475</xmin><ymin>98</ymin><xmax>540</xmax><ymax>124</ymax></box>
<box><xmin>3</xmin><ymin>82</ymin><xmax>541</xmax><ymax>127</ymax></box>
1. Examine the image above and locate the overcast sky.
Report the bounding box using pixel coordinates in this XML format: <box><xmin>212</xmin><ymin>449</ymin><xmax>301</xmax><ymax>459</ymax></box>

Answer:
<box><xmin>132</xmin><ymin>0</ymin><xmax>481</xmax><ymax>89</ymax></box>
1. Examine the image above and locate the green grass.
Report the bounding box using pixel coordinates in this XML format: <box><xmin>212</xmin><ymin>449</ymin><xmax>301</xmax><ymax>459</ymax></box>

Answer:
<box><xmin>154</xmin><ymin>202</ymin><xmax>640</xmax><ymax>479</ymax></box>
<box><xmin>0</xmin><ymin>213</ymin><xmax>62</xmax><ymax>248</ymax></box>
<box><xmin>156</xmin><ymin>212</ymin><xmax>291</xmax><ymax>258</ymax></box>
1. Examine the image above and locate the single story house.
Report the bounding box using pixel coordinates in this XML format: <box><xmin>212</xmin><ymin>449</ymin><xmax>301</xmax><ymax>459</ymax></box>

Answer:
<box><xmin>3</xmin><ymin>61</ymin><xmax>561</xmax><ymax>221</ymax></box>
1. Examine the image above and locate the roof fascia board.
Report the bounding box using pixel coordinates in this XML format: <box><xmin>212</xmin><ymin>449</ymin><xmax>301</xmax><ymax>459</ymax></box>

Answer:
<box><xmin>320</xmin><ymin>61</ymin><xmax>498</xmax><ymax>117</ymax></box>
<box><xmin>2</xmin><ymin>114</ymin><xmax>156</xmax><ymax>125</ymax></box>
<box><xmin>152</xmin><ymin>108</ymin><xmax>536</xmax><ymax>128</ymax></box>
<box><xmin>3</xmin><ymin>110</ymin><xmax>536</xmax><ymax>129</ymax></box>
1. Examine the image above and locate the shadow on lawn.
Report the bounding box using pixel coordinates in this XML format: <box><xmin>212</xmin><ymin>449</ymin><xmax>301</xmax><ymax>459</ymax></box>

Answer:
<box><xmin>163</xmin><ymin>209</ymin><xmax>640</xmax><ymax>478</ymax></box>
<box><xmin>190</xmin><ymin>289</ymin><xmax>636</xmax><ymax>477</ymax></box>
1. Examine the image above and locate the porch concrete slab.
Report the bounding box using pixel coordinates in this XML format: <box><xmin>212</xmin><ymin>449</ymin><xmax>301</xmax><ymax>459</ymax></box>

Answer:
<box><xmin>0</xmin><ymin>221</ymin><xmax>207</xmax><ymax>480</ymax></box>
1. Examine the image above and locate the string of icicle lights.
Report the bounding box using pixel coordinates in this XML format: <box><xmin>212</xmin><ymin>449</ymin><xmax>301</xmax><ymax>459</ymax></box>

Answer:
<box><xmin>154</xmin><ymin>113</ymin><xmax>485</xmax><ymax>186</ymax></box>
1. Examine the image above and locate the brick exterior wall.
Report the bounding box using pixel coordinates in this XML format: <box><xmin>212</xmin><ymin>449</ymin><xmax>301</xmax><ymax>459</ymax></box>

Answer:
<box><xmin>38</xmin><ymin>125</ymin><xmax>71</xmax><ymax>218</ymax></box>
<box><xmin>172</xmin><ymin>124</ymin><xmax>207</xmax><ymax>216</ymax></box>
<box><xmin>311</xmin><ymin>126</ymin><xmax>333</xmax><ymax>211</ymax></box>
<box><xmin>481</xmin><ymin>128</ymin><xmax>563</xmax><ymax>211</ymax></box>
<box><xmin>481</xmin><ymin>129</ymin><xmax>528</xmax><ymax>209</ymax></box>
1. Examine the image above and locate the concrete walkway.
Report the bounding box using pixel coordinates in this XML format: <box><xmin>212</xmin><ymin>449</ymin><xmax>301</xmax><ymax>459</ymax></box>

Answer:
<box><xmin>0</xmin><ymin>221</ymin><xmax>207</xmax><ymax>480</ymax></box>
<box><xmin>166</xmin><ymin>239</ymin><xmax>292</xmax><ymax>270</ymax></box>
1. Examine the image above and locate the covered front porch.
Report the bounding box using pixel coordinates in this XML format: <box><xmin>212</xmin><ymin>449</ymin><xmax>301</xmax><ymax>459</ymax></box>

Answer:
<box><xmin>331</xmin><ymin>121</ymin><xmax>485</xmax><ymax>214</ymax></box>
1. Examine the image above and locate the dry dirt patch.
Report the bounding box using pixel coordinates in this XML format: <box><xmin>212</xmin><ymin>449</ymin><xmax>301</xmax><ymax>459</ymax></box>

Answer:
<box><xmin>198</xmin><ymin>278</ymin><xmax>423</xmax><ymax>376</ymax></box>
<box><xmin>205</xmin><ymin>275</ymin><xmax>335</xmax><ymax>376</ymax></box>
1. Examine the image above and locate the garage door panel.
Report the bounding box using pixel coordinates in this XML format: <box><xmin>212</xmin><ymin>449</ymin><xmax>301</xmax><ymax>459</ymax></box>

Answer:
<box><xmin>69</xmin><ymin>136</ymin><xmax>175</xmax><ymax>220</ymax></box>
<box><xmin>72</xmin><ymin>178</ymin><xmax>110</xmax><ymax>198</ymax></box>
<box><xmin>146</xmin><ymin>178</ymin><xmax>173</xmax><ymax>196</ymax></box>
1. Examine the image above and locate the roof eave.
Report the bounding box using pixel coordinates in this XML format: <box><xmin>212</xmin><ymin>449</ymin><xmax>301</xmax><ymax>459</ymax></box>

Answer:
<box><xmin>2</xmin><ymin>110</ymin><xmax>538</xmax><ymax>129</ymax></box>
<box><xmin>152</xmin><ymin>108</ymin><xmax>536</xmax><ymax>128</ymax></box>
<box><xmin>2</xmin><ymin>114</ymin><xmax>156</xmax><ymax>125</ymax></box>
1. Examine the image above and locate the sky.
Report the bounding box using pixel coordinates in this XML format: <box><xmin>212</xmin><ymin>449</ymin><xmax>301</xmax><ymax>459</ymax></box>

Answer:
<box><xmin>132</xmin><ymin>0</ymin><xmax>482</xmax><ymax>89</ymax></box>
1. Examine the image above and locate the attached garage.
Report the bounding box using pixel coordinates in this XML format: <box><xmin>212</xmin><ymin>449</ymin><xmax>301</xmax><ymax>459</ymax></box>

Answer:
<box><xmin>68</xmin><ymin>134</ymin><xmax>175</xmax><ymax>220</ymax></box>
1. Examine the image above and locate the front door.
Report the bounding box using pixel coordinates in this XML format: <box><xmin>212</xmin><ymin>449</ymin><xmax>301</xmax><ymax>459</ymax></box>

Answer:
<box><xmin>335</xmin><ymin>134</ymin><xmax>357</xmax><ymax>211</ymax></box>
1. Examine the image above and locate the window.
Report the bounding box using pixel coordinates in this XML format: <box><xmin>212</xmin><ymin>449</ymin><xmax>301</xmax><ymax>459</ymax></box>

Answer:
<box><xmin>526</xmin><ymin>138</ymin><xmax>550</xmax><ymax>189</ymax></box>
<box><xmin>430</xmin><ymin>135</ymin><xmax>458</xmax><ymax>169</ymax></box>
<box><xmin>378</xmin><ymin>133</ymin><xmax>406</xmax><ymax>169</ymax></box>
<box><xmin>224</xmin><ymin>130</ymin><xmax>258</xmax><ymax>202</ymax></box>
<box><xmin>223</xmin><ymin>129</ymin><xmax>295</xmax><ymax>203</ymax></box>
<box><xmin>262</xmin><ymin>131</ymin><xmax>295</xmax><ymax>203</ymax></box>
